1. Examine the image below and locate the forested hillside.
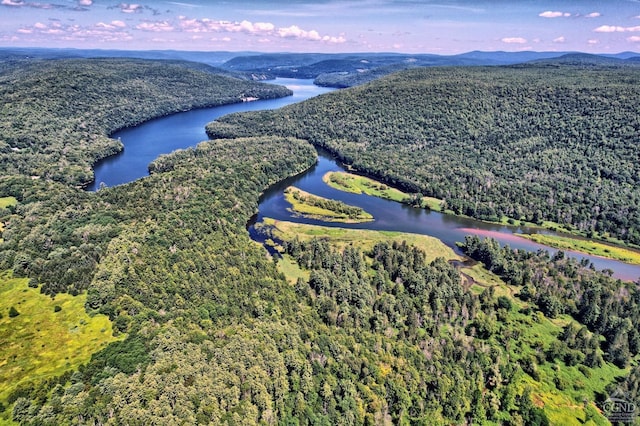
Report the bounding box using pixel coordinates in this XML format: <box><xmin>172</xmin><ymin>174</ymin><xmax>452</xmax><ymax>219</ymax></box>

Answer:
<box><xmin>0</xmin><ymin>58</ymin><xmax>291</xmax><ymax>186</ymax></box>
<box><xmin>4</xmin><ymin>138</ymin><xmax>631</xmax><ymax>423</ymax></box>
<box><xmin>206</xmin><ymin>65</ymin><xmax>640</xmax><ymax>246</ymax></box>
<box><xmin>1</xmin><ymin>57</ymin><xmax>639</xmax><ymax>425</ymax></box>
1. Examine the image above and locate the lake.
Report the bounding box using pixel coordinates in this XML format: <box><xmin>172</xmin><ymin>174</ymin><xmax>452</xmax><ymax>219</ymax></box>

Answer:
<box><xmin>89</xmin><ymin>78</ymin><xmax>640</xmax><ymax>282</ymax></box>
<box><xmin>88</xmin><ymin>78</ymin><xmax>336</xmax><ymax>190</ymax></box>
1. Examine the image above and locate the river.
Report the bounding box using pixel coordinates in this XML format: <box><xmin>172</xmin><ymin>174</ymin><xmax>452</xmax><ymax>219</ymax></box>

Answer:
<box><xmin>89</xmin><ymin>78</ymin><xmax>640</xmax><ymax>282</ymax></box>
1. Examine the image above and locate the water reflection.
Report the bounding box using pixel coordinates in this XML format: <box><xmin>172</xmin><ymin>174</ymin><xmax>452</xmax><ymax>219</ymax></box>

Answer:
<box><xmin>252</xmin><ymin>152</ymin><xmax>640</xmax><ymax>282</ymax></box>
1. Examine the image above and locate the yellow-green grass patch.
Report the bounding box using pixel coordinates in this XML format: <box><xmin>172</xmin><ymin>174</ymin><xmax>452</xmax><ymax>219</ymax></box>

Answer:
<box><xmin>277</xmin><ymin>254</ymin><xmax>310</xmax><ymax>285</ymax></box>
<box><xmin>323</xmin><ymin>171</ymin><xmax>408</xmax><ymax>202</ymax></box>
<box><xmin>0</xmin><ymin>271</ymin><xmax>119</xmax><ymax>408</ymax></box>
<box><xmin>262</xmin><ymin>218</ymin><xmax>460</xmax><ymax>263</ymax></box>
<box><xmin>496</xmin><ymin>215</ymin><xmax>637</xmax><ymax>251</ymax></box>
<box><xmin>519</xmin><ymin>233</ymin><xmax>640</xmax><ymax>265</ymax></box>
<box><xmin>509</xmin><ymin>311</ymin><xmax>627</xmax><ymax>425</ymax></box>
<box><xmin>462</xmin><ymin>264</ymin><xmax>524</xmax><ymax>305</ymax></box>
<box><xmin>323</xmin><ymin>171</ymin><xmax>444</xmax><ymax>211</ymax></box>
<box><xmin>0</xmin><ymin>197</ymin><xmax>17</xmax><ymax>209</ymax></box>
<box><xmin>0</xmin><ymin>197</ymin><xmax>16</xmax><ymax>241</ymax></box>
<box><xmin>284</xmin><ymin>186</ymin><xmax>373</xmax><ymax>223</ymax></box>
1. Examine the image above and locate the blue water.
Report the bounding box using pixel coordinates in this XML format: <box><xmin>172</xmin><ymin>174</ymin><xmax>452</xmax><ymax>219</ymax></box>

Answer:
<box><xmin>251</xmin><ymin>152</ymin><xmax>640</xmax><ymax>281</ymax></box>
<box><xmin>88</xmin><ymin>79</ymin><xmax>335</xmax><ymax>190</ymax></box>
<box><xmin>87</xmin><ymin>78</ymin><xmax>640</xmax><ymax>281</ymax></box>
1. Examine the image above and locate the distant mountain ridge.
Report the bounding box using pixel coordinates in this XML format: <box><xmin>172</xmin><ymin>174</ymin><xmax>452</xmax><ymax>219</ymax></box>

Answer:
<box><xmin>221</xmin><ymin>51</ymin><xmax>640</xmax><ymax>86</ymax></box>
<box><xmin>1</xmin><ymin>47</ymin><xmax>638</xmax><ymax>87</ymax></box>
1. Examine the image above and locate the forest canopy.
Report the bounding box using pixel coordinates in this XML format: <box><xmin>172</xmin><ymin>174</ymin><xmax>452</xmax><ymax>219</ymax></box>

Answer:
<box><xmin>206</xmin><ymin>65</ymin><xmax>640</xmax><ymax>245</ymax></box>
<box><xmin>0</xmin><ymin>58</ymin><xmax>291</xmax><ymax>186</ymax></box>
<box><xmin>1</xmin><ymin>57</ymin><xmax>639</xmax><ymax>425</ymax></box>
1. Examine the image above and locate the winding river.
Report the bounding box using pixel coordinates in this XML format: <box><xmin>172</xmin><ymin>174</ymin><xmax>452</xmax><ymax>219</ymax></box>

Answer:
<box><xmin>89</xmin><ymin>78</ymin><xmax>640</xmax><ymax>282</ymax></box>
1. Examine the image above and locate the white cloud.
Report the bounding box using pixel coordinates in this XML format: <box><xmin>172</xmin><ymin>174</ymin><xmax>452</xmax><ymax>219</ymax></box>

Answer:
<box><xmin>539</xmin><ymin>11</ymin><xmax>571</xmax><ymax>18</ymax></box>
<box><xmin>553</xmin><ymin>36</ymin><xmax>565</xmax><ymax>43</ymax></box>
<box><xmin>501</xmin><ymin>37</ymin><xmax>527</xmax><ymax>44</ymax></box>
<box><xmin>585</xmin><ymin>12</ymin><xmax>601</xmax><ymax>18</ymax></box>
<box><xmin>628</xmin><ymin>36</ymin><xmax>640</xmax><ymax>42</ymax></box>
<box><xmin>2</xmin><ymin>0</ymin><xmax>93</xmax><ymax>10</ymax></box>
<box><xmin>594</xmin><ymin>25</ymin><xmax>640</xmax><ymax>33</ymax></box>
<box><xmin>594</xmin><ymin>25</ymin><xmax>624</xmax><ymax>32</ymax></box>
<box><xmin>323</xmin><ymin>35</ymin><xmax>346</xmax><ymax>44</ymax></box>
<box><xmin>588</xmin><ymin>39</ymin><xmax>598</xmax><ymax>44</ymax></box>
<box><xmin>136</xmin><ymin>21</ymin><xmax>174</xmax><ymax>32</ymax></box>
<box><xmin>176</xmin><ymin>16</ymin><xmax>345</xmax><ymax>44</ymax></box>
<box><xmin>96</xmin><ymin>21</ymin><xmax>127</xmax><ymax>30</ymax></box>
<box><xmin>278</xmin><ymin>25</ymin><xmax>321</xmax><ymax>41</ymax></box>
<box><xmin>15</xmin><ymin>19</ymin><xmax>132</xmax><ymax>43</ymax></box>
<box><xmin>119</xmin><ymin>3</ymin><xmax>142</xmax><ymax>13</ymax></box>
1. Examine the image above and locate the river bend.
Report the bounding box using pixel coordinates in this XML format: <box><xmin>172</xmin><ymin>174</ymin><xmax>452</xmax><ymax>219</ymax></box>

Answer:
<box><xmin>89</xmin><ymin>78</ymin><xmax>640</xmax><ymax>281</ymax></box>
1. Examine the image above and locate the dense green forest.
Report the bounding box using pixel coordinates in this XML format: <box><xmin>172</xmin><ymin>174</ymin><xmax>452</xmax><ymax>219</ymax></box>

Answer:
<box><xmin>0</xmin><ymin>58</ymin><xmax>291</xmax><ymax>186</ymax></box>
<box><xmin>206</xmin><ymin>65</ymin><xmax>640</xmax><ymax>246</ymax></box>
<box><xmin>1</xmin><ymin>57</ymin><xmax>639</xmax><ymax>425</ymax></box>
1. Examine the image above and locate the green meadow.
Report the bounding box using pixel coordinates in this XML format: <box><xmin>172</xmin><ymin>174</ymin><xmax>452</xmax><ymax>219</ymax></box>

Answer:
<box><xmin>0</xmin><ymin>197</ymin><xmax>16</xmax><ymax>209</ymax></box>
<box><xmin>261</xmin><ymin>217</ymin><xmax>459</xmax><ymax>262</ymax></box>
<box><xmin>0</xmin><ymin>271</ymin><xmax>118</xmax><ymax>422</ymax></box>
<box><xmin>0</xmin><ymin>197</ymin><xmax>17</xmax><ymax>241</ymax></box>
<box><xmin>519</xmin><ymin>233</ymin><xmax>640</xmax><ymax>265</ymax></box>
<box><xmin>323</xmin><ymin>171</ymin><xmax>444</xmax><ymax>211</ymax></box>
<box><xmin>283</xmin><ymin>185</ymin><xmax>373</xmax><ymax>223</ymax></box>
<box><xmin>261</xmin><ymin>218</ymin><xmax>629</xmax><ymax>425</ymax></box>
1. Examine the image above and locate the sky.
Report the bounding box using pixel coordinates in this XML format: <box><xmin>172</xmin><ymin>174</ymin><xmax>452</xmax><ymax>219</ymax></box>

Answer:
<box><xmin>1</xmin><ymin>0</ymin><xmax>639</xmax><ymax>54</ymax></box>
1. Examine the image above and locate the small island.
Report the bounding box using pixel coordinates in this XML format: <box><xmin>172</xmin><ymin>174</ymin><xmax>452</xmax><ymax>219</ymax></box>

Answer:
<box><xmin>284</xmin><ymin>186</ymin><xmax>373</xmax><ymax>223</ymax></box>
<box><xmin>323</xmin><ymin>171</ymin><xmax>443</xmax><ymax>210</ymax></box>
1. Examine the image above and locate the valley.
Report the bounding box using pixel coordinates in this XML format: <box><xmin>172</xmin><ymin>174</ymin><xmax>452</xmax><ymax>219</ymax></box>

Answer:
<box><xmin>0</xmin><ymin>52</ymin><xmax>639</xmax><ymax>425</ymax></box>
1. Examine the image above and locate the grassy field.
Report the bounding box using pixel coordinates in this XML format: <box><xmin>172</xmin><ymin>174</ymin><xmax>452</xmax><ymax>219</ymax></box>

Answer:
<box><xmin>0</xmin><ymin>197</ymin><xmax>17</xmax><ymax>209</ymax></box>
<box><xmin>510</xmin><ymin>311</ymin><xmax>627</xmax><ymax>426</ymax></box>
<box><xmin>284</xmin><ymin>186</ymin><xmax>374</xmax><ymax>223</ymax></box>
<box><xmin>261</xmin><ymin>217</ymin><xmax>460</xmax><ymax>263</ymax></box>
<box><xmin>322</xmin><ymin>171</ymin><xmax>639</xmax><ymax>263</ymax></box>
<box><xmin>0</xmin><ymin>271</ymin><xmax>118</xmax><ymax>422</ymax></box>
<box><xmin>0</xmin><ymin>197</ymin><xmax>17</xmax><ymax>240</ymax></box>
<box><xmin>260</xmin><ymin>218</ymin><xmax>629</xmax><ymax>425</ymax></box>
<box><xmin>323</xmin><ymin>171</ymin><xmax>444</xmax><ymax>211</ymax></box>
<box><xmin>323</xmin><ymin>171</ymin><xmax>407</xmax><ymax>201</ymax></box>
<box><xmin>519</xmin><ymin>233</ymin><xmax>640</xmax><ymax>265</ymax></box>
<box><xmin>277</xmin><ymin>254</ymin><xmax>310</xmax><ymax>285</ymax></box>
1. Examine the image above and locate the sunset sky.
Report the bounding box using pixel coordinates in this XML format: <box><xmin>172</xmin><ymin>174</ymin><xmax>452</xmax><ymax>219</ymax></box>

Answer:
<box><xmin>1</xmin><ymin>0</ymin><xmax>639</xmax><ymax>54</ymax></box>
